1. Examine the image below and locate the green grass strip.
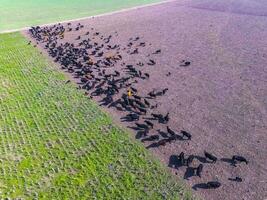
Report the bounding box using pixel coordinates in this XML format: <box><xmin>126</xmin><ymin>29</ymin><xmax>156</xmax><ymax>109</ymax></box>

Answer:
<box><xmin>0</xmin><ymin>0</ymin><xmax>163</xmax><ymax>32</ymax></box>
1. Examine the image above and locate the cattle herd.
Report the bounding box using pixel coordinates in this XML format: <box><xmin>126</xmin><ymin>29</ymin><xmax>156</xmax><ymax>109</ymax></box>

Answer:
<box><xmin>28</xmin><ymin>23</ymin><xmax>249</xmax><ymax>190</ymax></box>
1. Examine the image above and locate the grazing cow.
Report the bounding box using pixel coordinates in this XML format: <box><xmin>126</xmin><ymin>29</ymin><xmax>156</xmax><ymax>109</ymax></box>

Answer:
<box><xmin>144</xmin><ymin>120</ymin><xmax>154</xmax><ymax>129</ymax></box>
<box><xmin>206</xmin><ymin>181</ymin><xmax>221</xmax><ymax>189</ymax></box>
<box><xmin>232</xmin><ymin>155</ymin><xmax>248</xmax><ymax>164</ymax></box>
<box><xmin>179</xmin><ymin>152</ymin><xmax>185</xmax><ymax>165</ymax></box>
<box><xmin>180</xmin><ymin>60</ymin><xmax>191</xmax><ymax>67</ymax></box>
<box><xmin>167</xmin><ymin>126</ymin><xmax>176</xmax><ymax>136</ymax></box>
<box><xmin>181</xmin><ymin>130</ymin><xmax>192</xmax><ymax>140</ymax></box>
<box><xmin>186</xmin><ymin>155</ymin><xmax>195</xmax><ymax>166</ymax></box>
<box><xmin>153</xmin><ymin>49</ymin><xmax>161</xmax><ymax>54</ymax></box>
<box><xmin>141</xmin><ymin>135</ymin><xmax>159</xmax><ymax>142</ymax></box>
<box><xmin>147</xmin><ymin>59</ymin><xmax>156</xmax><ymax>65</ymax></box>
<box><xmin>204</xmin><ymin>151</ymin><xmax>217</xmax><ymax>163</ymax></box>
<box><xmin>228</xmin><ymin>177</ymin><xmax>242</xmax><ymax>182</ymax></box>
<box><xmin>135</xmin><ymin>123</ymin><xmax>149</xmax><ymax>130</ymax></box>
<box><xmin>196</xmin><ymin>164</ymin><xmax>203</xmax><ymax>177</ymax></box>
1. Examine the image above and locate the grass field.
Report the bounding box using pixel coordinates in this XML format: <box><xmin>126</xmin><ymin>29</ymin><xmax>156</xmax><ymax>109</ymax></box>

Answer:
<box><xmin>0</xmin><ymin>32</ymin><xmax>191</xmax><ymax>199</ymax></box>
<box><xmin>0</xmin><ymin>0</ymin><xmax>163</xmax><ymax>32</ymax></box>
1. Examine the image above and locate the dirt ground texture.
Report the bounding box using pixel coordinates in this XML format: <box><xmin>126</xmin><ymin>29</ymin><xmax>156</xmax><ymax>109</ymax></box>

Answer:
<box><xmin>25</xmin><ymin>1</ymin><xmax>267</xmax><ymax>199</ymax></box>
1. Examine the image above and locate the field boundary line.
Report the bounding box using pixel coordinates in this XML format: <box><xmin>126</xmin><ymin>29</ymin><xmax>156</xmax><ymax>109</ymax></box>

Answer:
<box><xmin>0</xmin><ymin>0</ymin><xmax>177</xmax><ymax>34</ymax></box>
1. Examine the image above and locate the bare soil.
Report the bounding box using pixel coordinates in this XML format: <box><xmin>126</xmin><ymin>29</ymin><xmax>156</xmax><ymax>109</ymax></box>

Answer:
<box><xmin>24</xmin><ymin>1</ymin><xmax>267</xmax><ymax>199</ymax></box>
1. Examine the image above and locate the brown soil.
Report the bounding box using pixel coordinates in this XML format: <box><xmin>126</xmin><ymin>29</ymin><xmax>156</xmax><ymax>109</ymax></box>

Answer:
<box><xmin>24</xmin><ymin>1</ymin><xmax>267</xmax><ymax>199</ymax></box>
